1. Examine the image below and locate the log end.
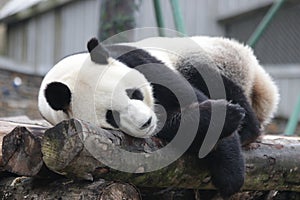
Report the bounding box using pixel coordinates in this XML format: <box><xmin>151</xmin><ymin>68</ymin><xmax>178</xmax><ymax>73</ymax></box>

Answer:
<box><xmin>2</xmin><ymin>126</ymin><xmax>43</xmax><ymax>176</ymax></box>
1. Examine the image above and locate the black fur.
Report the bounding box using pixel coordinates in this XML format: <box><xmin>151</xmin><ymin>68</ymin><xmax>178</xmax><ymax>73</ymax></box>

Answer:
<box><xmin>87</xmin><ymin>38</ymin><xmax>109</xmax><ymax>64</ymax></box>
<box><xmin>44</xmin><ymin>82</ymin><xmax>71</xmax><ymax>114</ymax></box>
<box><xmin>106</xmin><ymin>45</ymin><xmax>164</xmax><ymax>68</ymax></box>
<box><xmin>176</xmin><ymin>57</ymin><xmax>261</xmax><ymax>145</ymax></box>
<box><xmin>106</xmin><ymin>110</ymin><xmax>121</xmax><ymax>128</ymax></box>
<box><xmin>207</xmin><ymin>132</ymin><xmax>245</xmax><ymax>198</ymax></box>
<box><xmin>126</xmin><ymin>88</ymin><xmax>144</xmax><ymax>101</ymax></box>
<box><xmin>87</xmin><ymin>38</ymin><xmax>99</xmax><ymax>52</ymax></box>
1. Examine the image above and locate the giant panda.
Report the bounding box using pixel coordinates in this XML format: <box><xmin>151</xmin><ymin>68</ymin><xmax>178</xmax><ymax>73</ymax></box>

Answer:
<box><xmin>38</xmin><ymin>36</ymin><xmax>279</xmax><ymax>198</ymax></box>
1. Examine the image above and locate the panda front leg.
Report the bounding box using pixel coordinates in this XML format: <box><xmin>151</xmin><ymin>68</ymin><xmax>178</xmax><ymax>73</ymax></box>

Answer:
<box><xmin>156</xmin><ymin>99</ymin><xmax>246</xmax><ymax>197</ymax></box>
<box><xmin>238</xmin><ymin>103</ymin><xmax>261</xmax><ymax>146</ymax></box>
<box><xmin>156</xmin><ymin>98</ymin><xmax>245</xmax><ymax>147</ymax></box>
<box><xmin>206</xmin><ymin>132</ymin><xmax>245</xmax><ymax>198</ymax></box>
<box><xmin>187</xmin><ymin>100</ymin><xmax>245</xmax><ymax>198</ymax></box>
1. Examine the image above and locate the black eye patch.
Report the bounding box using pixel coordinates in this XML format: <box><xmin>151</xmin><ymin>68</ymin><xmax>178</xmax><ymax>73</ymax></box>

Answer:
<box><xmin>106</xmin><ymin>110</ymin><xmax>120</xmax><ymax>128</ymax></box>
<box><xmin>126</xmin><ymin>88</ymin><xmax>144</xmax><ymax>101</ymax></box>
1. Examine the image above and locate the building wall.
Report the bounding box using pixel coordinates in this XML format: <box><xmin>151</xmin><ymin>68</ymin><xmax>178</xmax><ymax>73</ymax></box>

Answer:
<box><xmin>225</xmin><ymin>3</ymin><xmax>300</xmax><ymax>64</ymax></box>
<box><xmin>0</xmin><ymin>68</ymin><xmax>42</xmax><ymax>119</ymax></box>
<box><xmin>135</xmin><ymin>0</ymin><xmax>224</xmax><ymax>37</ymax></box>
<box><xmin>5</xmin><ymin>0</ymin><xmax>99</xmax><ymax>75</ymax></box>
<box><xmin>217</xmin><ymin>0</ymin><xmax>273</xmax><ymax>19</ymax></box>
<box><xmin>2</xmin><ymin>0</ymin><xmax>285</xmax><ymax>73</ymax></box>
<box><xmin>0</xmin><ymin>25</ymin><xmax>6</xmax><ymax>54</ymax></box>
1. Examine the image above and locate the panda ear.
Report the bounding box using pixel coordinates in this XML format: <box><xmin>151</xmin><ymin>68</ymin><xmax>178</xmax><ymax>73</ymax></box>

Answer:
<box><xmin>87</xmin><ymin>38</ymin><xmax>109</xmax><ymax>64</ymax></box>
<box><xmin>44</xmin><ymin>82</ymin><xmax>71</xmax><ymax>112</ymax></box>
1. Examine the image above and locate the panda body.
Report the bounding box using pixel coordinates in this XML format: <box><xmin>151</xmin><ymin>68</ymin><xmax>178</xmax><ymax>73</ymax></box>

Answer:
<box><xmin>126</xmin><ymin>36</ymin><xmax>279</xmax><ymax>126</ymax></box>
<box><xmin>38</xmin><ymin>36</ymin><xmax>279</xmax><ymax>198</ymax></box>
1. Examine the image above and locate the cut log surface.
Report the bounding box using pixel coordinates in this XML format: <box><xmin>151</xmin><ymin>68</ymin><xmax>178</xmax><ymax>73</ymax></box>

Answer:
<box><xmin>0</xmin><ymin>116</ymin><xmax>50</xmax><ymax>175</ymax></box>
<box><xmin>1</xmin><ymin>117</ymin><xmax>300</xmax><ymax>193</ymax></box>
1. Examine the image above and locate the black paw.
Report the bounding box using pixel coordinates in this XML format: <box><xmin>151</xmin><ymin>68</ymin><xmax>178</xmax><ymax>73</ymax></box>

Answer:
<box><xmin>200</xmin><ymin>99</ymin><xmax>245</xmax><ymax>139</ymax></box>
<box><xmin>224</xmin><ymin>102</ymin><xmax>245</xmax><ymax>135</ymax></box>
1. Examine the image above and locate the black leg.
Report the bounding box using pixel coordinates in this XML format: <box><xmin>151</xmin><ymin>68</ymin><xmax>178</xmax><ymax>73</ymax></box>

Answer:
<box><xmin>238</xmin><ymin>107</ymin><xmax>261</xmax><ymax>146</ymax></box>
<box><xmin>222</xmin><ymin>77</ymin><xmax>261</xmax><ymax>146</ymax></box>
<box><xmin>206</xmin><ymin>132</ymin><xmax>245</xmax><ymax>198</ymax></box>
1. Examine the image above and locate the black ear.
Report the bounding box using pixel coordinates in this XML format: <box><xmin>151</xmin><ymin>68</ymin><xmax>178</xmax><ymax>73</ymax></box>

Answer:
<box><xmin>44</xmin><ymin>82</ymin><xmax>71</xmax><ymax>112</ymax></box>
<box><xmin>87</xmin><ymin>38</ymin><xmax>109</xmax><ymax>64</ymax></box>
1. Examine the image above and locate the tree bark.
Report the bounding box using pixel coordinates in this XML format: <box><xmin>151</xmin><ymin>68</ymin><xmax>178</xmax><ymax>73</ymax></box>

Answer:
<box><xmin>41</xmin><ymin>119</ymin><xmax>300</xmax><ymax>192</ymax></box>
<box><xmin>1</xmin><ymin>118</ymin><xmax>300</xmax><ymax>192</ymax></box>
<box><xmin>0</xmin><ymin>177</ymin><xmax>140</xmax><ymax>200</ymax></box>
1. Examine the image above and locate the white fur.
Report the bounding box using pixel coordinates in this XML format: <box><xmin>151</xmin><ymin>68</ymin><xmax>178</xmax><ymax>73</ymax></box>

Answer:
<box><xmin>38</xmin><ymin>53</ymin><xmax>157</xmax><ymax>138</ymax></box>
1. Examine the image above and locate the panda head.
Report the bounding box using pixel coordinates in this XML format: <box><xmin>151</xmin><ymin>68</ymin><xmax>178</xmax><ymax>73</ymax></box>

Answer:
<box><xmin>39</xmin><ymin>38</ymin><xmax>157</xmax><ymax>138</ymax></box>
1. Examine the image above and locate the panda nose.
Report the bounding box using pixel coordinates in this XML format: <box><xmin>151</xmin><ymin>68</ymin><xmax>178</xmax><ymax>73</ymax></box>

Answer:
<box><xmin>140</xmin><ymin>117</ymin><xmax>152</xmax><ymax>129</ymax></box>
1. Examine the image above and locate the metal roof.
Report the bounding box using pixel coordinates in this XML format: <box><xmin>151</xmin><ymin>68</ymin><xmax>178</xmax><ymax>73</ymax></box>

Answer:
<box><xmin>0</xmin><ymin>0</ymin><xmax>43</xmax><ymax>19</ymax></box>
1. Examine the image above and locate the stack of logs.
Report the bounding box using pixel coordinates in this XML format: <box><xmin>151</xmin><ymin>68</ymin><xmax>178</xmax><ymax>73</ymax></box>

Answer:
<box><xmin>0</xmin><ymin>116</ymin><xmax>300</xmax><ymax>199</ymax></box>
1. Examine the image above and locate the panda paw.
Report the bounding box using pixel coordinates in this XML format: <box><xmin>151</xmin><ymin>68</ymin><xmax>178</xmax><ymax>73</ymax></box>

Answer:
<box><xmin>223</xmin><ymin>101</ymin><xmax>246</xmax><ymax>136</ymax></box>
<box><xmin>200</xmin><ymin>99</ymin><xmax>245</xmax><ymax>138</ymax></box>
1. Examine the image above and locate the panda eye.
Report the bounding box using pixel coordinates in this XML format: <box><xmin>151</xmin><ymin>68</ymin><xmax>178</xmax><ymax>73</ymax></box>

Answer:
<box><xmin>126</xmin><ymin>88</ymin><xmax>144</xmax><ymax>101</ymax></box>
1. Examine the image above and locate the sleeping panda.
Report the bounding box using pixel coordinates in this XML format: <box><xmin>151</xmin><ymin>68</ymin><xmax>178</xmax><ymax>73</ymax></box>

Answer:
<box><xmin>38</xmin><ymin>36</ymin><xmax>279</xmax><ymax>198</ymax></box>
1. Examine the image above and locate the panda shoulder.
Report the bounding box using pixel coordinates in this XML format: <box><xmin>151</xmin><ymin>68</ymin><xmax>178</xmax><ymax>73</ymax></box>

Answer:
<box><xmin>193</xmin><ymin>36</ymin><xmax>261</xmax><ymax>77</ymax></box>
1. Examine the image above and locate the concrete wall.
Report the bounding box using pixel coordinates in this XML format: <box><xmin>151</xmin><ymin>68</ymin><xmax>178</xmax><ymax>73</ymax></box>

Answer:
<box><xmin>0</xmin><ymin>68</ymin><xmax>42</xmax><ymax>119</ymax></box>
<box><xmin>0</xmin><ymin>25</ymin><xmax>6</xmax><ymax>54</ymax></box>
<box><xmin>4</xmin><ymin>0</ymin><xmax>99</xmax><ymax>75</ymax></box>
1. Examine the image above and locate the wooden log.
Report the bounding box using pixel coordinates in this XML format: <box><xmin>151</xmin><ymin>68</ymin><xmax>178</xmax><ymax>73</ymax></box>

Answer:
<box><xmin>0</xmin><ymin>177</ymin><xmax>140</xmax><ymax>200</ymax></box>
<box><xmin>41</xmin><ymin>119</ymin><xmax>300</xmax><ymax>192</ymax></box>
<box><xmin>42</xmin><ymin>119</ymin><xmax>165</xmax><ymax>180</ymax></box>
<box><xmin>1</xmin><ymin>117</ymin><xmax>300</xmax><ymax>192</ymax></box>
<box><xmin>2</xmin><ymin>126</ymin><xmax>44</xmax><ymax>176</ymax></box>
<box><xmin>0</xmin><ymin>117</ymin><xmax>50</xmax><ymax>175</ymax></box>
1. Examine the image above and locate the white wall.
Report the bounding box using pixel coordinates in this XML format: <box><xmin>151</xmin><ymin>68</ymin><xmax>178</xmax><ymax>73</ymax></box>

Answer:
<box><xmin>135</xmin><ymin>0</ymin><xmax>224</xmax><ymax>37</ymax></box>
<box><xmin>217</xmin><ymin>0</ymin><xmax>273</xmax><ymax>19</ymax></box>
<box><xmin>6</xmin><ymin>0</ymin><xmax>99</xmax><ymax>75</ymax></box>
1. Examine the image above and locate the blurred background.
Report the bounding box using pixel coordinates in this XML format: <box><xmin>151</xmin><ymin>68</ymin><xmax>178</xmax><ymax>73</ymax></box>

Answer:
<box><xmin>0</xmin><ymin>0</ymin><xmax>299</xmax><ymax>135</ymax></box>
